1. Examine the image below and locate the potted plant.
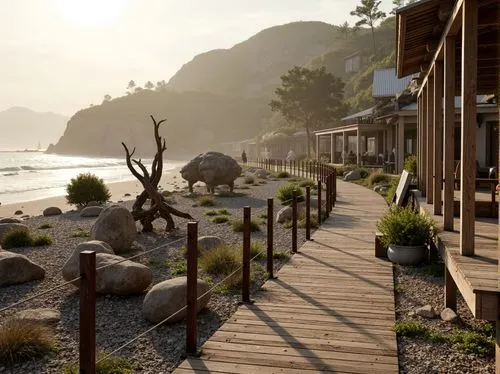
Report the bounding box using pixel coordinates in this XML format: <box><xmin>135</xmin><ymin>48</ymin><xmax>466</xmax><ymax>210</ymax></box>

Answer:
<box><xmin>376</xmin><ymin>206</ymin><xmax>436</xmax><ymax>265</ymax></box>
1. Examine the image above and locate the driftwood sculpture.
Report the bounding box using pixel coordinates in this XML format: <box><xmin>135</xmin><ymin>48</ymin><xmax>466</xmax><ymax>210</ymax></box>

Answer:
<box><xmin>122</xmin><ymin>115</ymin><xmax>193</xmax><ymax>232</ymax></box>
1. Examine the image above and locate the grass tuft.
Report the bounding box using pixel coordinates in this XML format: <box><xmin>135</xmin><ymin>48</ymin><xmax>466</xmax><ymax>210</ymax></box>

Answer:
<box><xmin>393</xmin><ymin>321</ymin><xmax>427</xmax><ymax>337</ymax></box>
<box><xmin>38</xmin><ymin>223</ymin><xmax>53</xmax><ymax>230</ymax></box>
<box><xmin>1</xmin><ymin>229</ymin><xmax>33</xmax><ymax>249</ymax></box>
<box><xmin>33</xmin><ymin>235</ymin><xmax>53</xmax><ymax>246</ymax></box>
<box><xmin>71</xmin><ymin>229</ymin><xmax>91</xmax><ymax>238</ymax></box>
<box><xmin>212</xmin><ymin>215</ymin><xmax>229</xmax><ymax>224</ymax></box>
<box><xmin>200</xmin><ymin>245</ymin><xmax>241</xmax><ymax>275</ymax></box>
<box><xmin>62</xmin><ymin>351</ymin><xmax>133</xmax><ymax>373</ymax></box>
<box><xmin>165</xmin><ymin>257</ymin><xmax>187</xmax><ymax>276</ymax></box>
<box><xmin>197</xmin><ymin>196</ymin><xmax>216</xmax><ymax>207</ymax></box>
<box><xmin>232</xmin><ymin>219</ymin><xmax>260</xmax><ymax>232</ymax></box>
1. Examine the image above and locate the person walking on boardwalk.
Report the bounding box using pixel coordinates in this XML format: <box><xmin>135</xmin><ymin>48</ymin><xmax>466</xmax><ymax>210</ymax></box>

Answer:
<box><xmin>241</xmin><ymin>150</ymin><xmax>247</xmax><ymax>164</ymax></box>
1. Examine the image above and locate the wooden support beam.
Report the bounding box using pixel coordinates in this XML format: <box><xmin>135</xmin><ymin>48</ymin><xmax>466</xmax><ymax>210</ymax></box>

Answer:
<box><xmin>445</xmin><ymin>268</ymin><xmax>457</xmax><ymax>311</ymax></box>
<box><xmin>422</xmin><ymin>88</ymin><xmax>428</xmax><ymax>197</ymax></box>
<box><xmin>426</xmin><ymin>76</ymin><xmax>435</xmax><ymax>205</ymax></box>
<box><xmin>459</xmin><ymin>0</ymin><xmax>477</xmax><ymax>256</ymax></box>
<box><xmin>398</xmin><ymin>117</ymin><xmax>405</xmax><ymax>174</ymax></box>
<box><xmin>356</xmin><ymin>130</ymin><xmax>361</xmax><ymax>165</ymax></box>
<box><xmin>330</xmin><ymin>133</ymin><xmax>335</xmax><ymax>164</ymax></box>
<box><xmin>342</xmin><ymin>132</ymin><xmax>347</xmax><ymax>165</ymax></box>
<box><xmin>433</xmin><ymin>61</ymin><xmax>444</xmax><ymax>216</ymax></box>
<box><xmin>417</xmin><ymin>95</ymin><xmax>422</xmax><ymax>189</ymax></box>
<box><xmin>443</xmin><ymin>36</ymin><xmax>456</xmax><ymax>231</ymax></box>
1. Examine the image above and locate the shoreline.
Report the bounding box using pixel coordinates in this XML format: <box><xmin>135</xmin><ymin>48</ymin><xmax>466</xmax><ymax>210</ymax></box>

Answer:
<box><xmin>0</xmin><ymin>167</ymin><xmax>184</xmax><ymax>218</ymax></box>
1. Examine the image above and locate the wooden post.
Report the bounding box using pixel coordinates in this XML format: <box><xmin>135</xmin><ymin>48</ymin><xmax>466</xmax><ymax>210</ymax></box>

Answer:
<box><xmin>332</xmin><ymin>169</ymin><xmax>337</xmax><ymax>206</ymax></box>
<box><xmin>443</xmin><ymin>36</ymin><xmax>456</xmax><ymax>231</ymax></box>
<box><xmin>306</xmin><ymin>187</ymin><xmax>311</xmax><ymax>240</ymax></box>
<box><xmin>397</xmin><ymin>117</ymin><xmax>405</xmax><ymax>174</ymax></box>
<box><xmin>186</xmin><ymin>222</ymin><xmax>198</xmax><ymax>354</ymax></box>
<box><xmin>460</xmin><ymin>0</ymin><xmax>477</xmax><ymax>256</ymax></box>
<box><xmin>434</xmin><ymin>61</ymin><xmax>444</xmax><ymax>216</ymax></box>
<box><xmin>317</xmin><ymin>179</ymin><xmax>322</xmax><ymax>224</ymax></box>
<box><xmin>242</xmin><ymin>206</ymin><xmax>251</xmax><ymax>302</ymax></box>
<box><xmin>422</xmin><ymin>88</ymin><xmax>428</xmax><ymax>197</ymax></box>
<box><xmin>267</xmin><ymin>198</ymin><xmax>274</xmax><ymax>279</ymax></box>
<box><xmin>426</xmin><ymin>76</ymin><xmax>435</xmax><ymax>205</ymax></box>
<box><xmin>292</xmin><ymin>193</ymin><xmax>297</xmax><ymax>253</ymax></box>
<box><xmin>79</xmin><ymin>251</ymin><xmax>96</xmax><ymax>374</ymax></box>
<box><xmin>444</xmin><ymin>268</ymin><xmax>457</xmax><ymax>311</ymax></box>
<box><xmin>325</xmin><ymin>174</ymin><xmax>330</xmax><ymax>217</ymax></box>
<box><xmin>417</xmin><ymin>95</ymin><xmax>422</xmax><ymax>189</ymax></box>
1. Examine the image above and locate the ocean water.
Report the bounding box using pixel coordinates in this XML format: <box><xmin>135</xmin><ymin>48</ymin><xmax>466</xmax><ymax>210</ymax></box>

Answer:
<box><xmin>0</xmin><ymin>152</ymin><xmax>183</xmax><ymax>205</ymax></box>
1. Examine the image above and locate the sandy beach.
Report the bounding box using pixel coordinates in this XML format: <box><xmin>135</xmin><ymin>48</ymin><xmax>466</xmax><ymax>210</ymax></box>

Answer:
<box><xmin>0</xmin><ymin>167</ymin><xmax>183</xmax><ymax>218</ymax></box>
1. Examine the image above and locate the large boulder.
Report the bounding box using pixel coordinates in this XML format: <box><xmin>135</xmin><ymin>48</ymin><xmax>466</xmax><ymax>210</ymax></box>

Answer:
<box><xmin>90</xmin><ymin>205</ymin><xmax>137</xmax><ymax>253</ymax></box>
<box><xmin>142</xmin><ymin>277</ymin><xmax>211</xmax><ymax>323</ymax></box>
<box><xmin>63</xmin><ymin>246</ymin><xmax>151</xmax><ymax>295</ymax></box>
<box><xmin>62</xmin><ymin>240</ymin><xmax>114</xmax><ymax>282</ymax></box>
<box><xmin>0</xmin><ymin>223</ymin><xmax>29</xmax><ymax>243</ymax></box>
<box><xmin>43</xmin><ymin>207</ymin><xmax>62</xmax><ymax>216</ymax></box>
<box><xmin>180</xmin><ymin>152</ymin><xmax>242</xmax><ymax>194</ymax></box>
<box><xmin>276</xmin><ymin>206</ymin><xmax>293</xmax><ymax>223</ymax></box>
<box><xmin>0</xmin><ymin>251</ymin><xmax>45</xmax><ymax>287</ymax></box>
<box><xmin>198</xmin><ymin>236</ymin><xmax>224</xmax><ymax>251</ymax></box>
<box><xmin>81</xmin><ymin>206</ymin><xmax>103</xmax><ymax>217</ymax></box>
<box><xmin>344</xmin><ymin>170</ymin><xmax>361</xmax><ymax>181</ymax></box>
<box><xmin>276</xmin><ymin>198</ymin><xmax>326</xmax><ymax>223</ymax></box>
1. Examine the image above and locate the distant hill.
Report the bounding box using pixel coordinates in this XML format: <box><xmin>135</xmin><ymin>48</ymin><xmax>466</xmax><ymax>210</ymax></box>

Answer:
<box><xmin>167</xmin><ymin>21</ymin><xmax>340</xmax><ymax>98</ymax></box>
<box><xmin>0</xmin><ymin>107</ymin><xmax>68</xmax><ymax>150</ymax></box>
<box><xmin>50</xmin><ymin>90</ymin><xmax>269</xmax><ymax>158</ymax></box>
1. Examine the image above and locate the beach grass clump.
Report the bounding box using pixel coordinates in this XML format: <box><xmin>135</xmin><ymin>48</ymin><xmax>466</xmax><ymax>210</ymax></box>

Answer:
<box><xmin>249</xmin><ymin>241</ymin><xmax>265</xmax><ymax>259</ymax></box>
<box><xmin>1</xmin><ymin>229</ymin><xmax>33</xmax><ymax>249</ymax></box>
<box><xmin>297</xmin><ymin>213</ymin><xmax>319</xmax><ymax>229</ymax></box>
<box><xmin>393</xmin><ymin>321</ymin><xmax>427</xmax><ymax>338</ymax></box>
<box><xmin>212</xmin><ymin>215</ymin><xmax>229</xmax><ymax>224</ymax></box>
<box><xmin>62</xmin><ymin>351</ymin><xmax>133</xmax><ymax>374</ymax></box>
<box><xmin>298</xmin><ymin>179</ymin><xmax>316</xmax><ymax>189</ymax></box>
<box><xmin>368</xmin><ymin>172</ymin><xmax>390</xmax><ymax>186</ymax></box>
<box><xmin>197</xmin><ymin>196</ymin><xmax>216</xmax><ymax>207</ymax></box>
<box><xmin>204</xmin><ymin>210</ymin><xmax>219</xmax><ymax>216</ymax></box>
<box><xmin>244</xmin><ymin>175</ymin><xmax>255</xmax><ymax>184</ymax></box>
<box><xmin>273</xmin><ymin>250</ymin><xmax>290</xmax><ymax>260</ymax></box>
<box><xmin>165</xmin><ymin>257</ymin><xmax>187</xmax><ymax>276</ymax></box>
<box><xmin>232</xmin><ymin>219</ymin><xmax>260</xmax><ymax>232</ymax></box>
<box><xmin>277</xmin><ymin>171</ymin><xmax>290</xmax><ymax>178</ymax></box>
<box><xmin>32</xmin><ymin>235</ymin><xmax>53</xmax><ymax>246</ymax></box>
<box><xmin>71</xmin><ymin>229</ymin><xmax>90</xmax><ymax>238</ymax></box>
<box><xmin>205</xmin><ymin>209</ymin><xmax>230</xmax><ymax>216</ymax></box>
<box><xmin>276</xmin><ymin>183</ymin><xmax>303</xmax><ymax>204</ymax></box>
<box><xmin>0</xmin><ymin>319</ymin><xmax>57</xmax><ymax>365</ymax></box>
<box><xmin>66</xmin><ymin>173</ymin><xmax>111</xmax><ymax>207</ymax></box>
<box><xmin>449</xmin><ymin>330</ymin><xmax>494</xmax><ymax>357</ymax></box>
<box><xmin>38</xmin><ymin>223</ymin><xmax>53</xmax><ymax>230</ymax></box>
<box><xmin>200</xmin><ymin>245</ymin><xmax>241</xmax><ymax>275</ymax></box>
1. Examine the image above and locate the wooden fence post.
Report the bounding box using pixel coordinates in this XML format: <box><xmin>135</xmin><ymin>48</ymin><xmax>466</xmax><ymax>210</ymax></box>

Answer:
<box><xmin>306</xmin><ymin>186</ymin><xmax>311</xmax><ymax>241</ymax></box>
<box><xmin>332</xmin><ymin>169</ymin><xmax>336</xmax><ymax>207</ymax></box>
<box><xmin>186</xmin><ymin>221</ymin><xmax>198</xmax><ymax>354</ymax></box>
<box><xmin>292</xmin><ymin>193</ymin><xmax>297</xmax><ymax>253</ymax></box>
<box><xmin>267</xmin><ymin>198</ymin><xmax>274</xmax><ymax>279</ymax></box>
<box><xmin>317</xmin><ymin>179</ymin><xmax>322</xmax><ymax>224</ymax></box>
<box><xmin>242</xmin><ymin>206</ymin><xmax>251</xmax><ymax>303</ymax></box>
<box><xmin>79</xmin><ymin>251</ymin><xmax>96</xmax><ymax>374</ymax></box>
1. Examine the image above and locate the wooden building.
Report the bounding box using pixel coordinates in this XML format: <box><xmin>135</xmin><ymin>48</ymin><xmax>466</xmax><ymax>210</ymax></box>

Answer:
<box><xmin>396</xmin><ymin>0</ymin><xmax>500</xmax><ymax>369</ymax></box>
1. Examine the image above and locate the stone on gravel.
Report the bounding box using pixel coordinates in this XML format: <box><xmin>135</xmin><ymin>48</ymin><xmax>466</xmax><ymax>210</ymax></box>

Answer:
<box><xmin>142</xmin><ymin>277</ymin><xmax>211</xmax><ymax>323</ymax></box>
<box><xmin>62</xmin><ymin>240</ymin><xmax>114</xmax><ymax>282</ymax></box>
<box><xmin>43</xmin><ymin>207</ymin><xmax>62</xmax><ymax>216</ymax></box>
<box><xmin>80</xmin><ymin>206</ymin><xmax>103</xmax><ymax>217</ymax></box>
<box><xmin>198</xmin><ymin>236</ymin><xmax>224</xmax><ymax>251</ymax></box>
<box><xmin>344</xmin><ymin>170</ymin><xmax>361</xmax><ymax>181</ymax></box>
<box><xmin>90</xmin><ymin>205</ymin><xmax>137</xmax><ymax>253</ymax></box>
<box><xmin>0</xmin><ymin>223</ymin><xmax>29</xmax><ymax>243</ymax></box>
<box><xmin>440</xmin><ymin>308</ymin><xmax>458</xmax><ymax>323</ymax></box>
<box><xmin>276</xmin><ymin>206</ymin><xmax>293</xmax><ymax>223</ymax></box>
<box><xmin>14</xmin><ymin>210</ymin><xmax>23</xmax><ymax>215</ymax></box>
<box><xmin>15</xmin><ymin>308</ymin><xmax>61</xmax><ymax>325</ymax></box>
<box><xmin>0</xmin><ymin>217</ymin><xmax>21</xmax><ymax>223</ymax></box>
<box><xmin>254</xmin><ymin>169</ymin><xmax>269</xmax><ymax>179</ymax></box>
<box><xmin>415</xmin><ymin>304</ymin><xmax>436</xmax><ymax>319</ymax></box>
<box><xmin>373</xmin><ymin>184</ymin><xmax>389</xmax><ymax>193</ymax></box>
<box><xmin>0</xmin><ymin>251</ymin><xmax>45</xmax><ymax>287</ymax></box>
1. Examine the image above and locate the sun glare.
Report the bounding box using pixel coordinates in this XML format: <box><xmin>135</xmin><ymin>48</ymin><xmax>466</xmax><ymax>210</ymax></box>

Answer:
<box><xmin>51</xmin><ymin>0</ymin><xmax>127</xmax><ymax>28</ymax></box>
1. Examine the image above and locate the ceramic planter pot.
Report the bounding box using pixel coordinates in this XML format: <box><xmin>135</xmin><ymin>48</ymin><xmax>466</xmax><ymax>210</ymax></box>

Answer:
<box><xmin>387</xmin><ymin>244</ymin><xmax>427</xmax><ymax>266</ymax></box>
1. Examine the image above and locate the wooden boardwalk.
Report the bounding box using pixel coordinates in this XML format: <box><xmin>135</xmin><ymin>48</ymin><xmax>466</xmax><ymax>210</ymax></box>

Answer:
<box><xmin>174</xmin><ymin>180</ymin><xmax>398</xmax><ymax>373</ymax></box>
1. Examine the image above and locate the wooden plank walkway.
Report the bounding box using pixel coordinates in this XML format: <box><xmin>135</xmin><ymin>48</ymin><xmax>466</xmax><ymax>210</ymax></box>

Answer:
<box><xmin>174</xmin><ymin>180</ymin><xmax>398</xmax><ymax>373</ymax></box>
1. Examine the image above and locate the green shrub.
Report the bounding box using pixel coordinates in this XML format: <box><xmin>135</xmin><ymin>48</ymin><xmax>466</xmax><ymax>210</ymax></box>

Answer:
<box><xmin>449</xmin><ymin>330</ymin><xmax>494</xmax><ymax>357</ymax></box>
<box><xmin>200</xmin><ymin>246</ymin><xmax>241</xmax><ymax>275</ymax></box>
<box><xmin>277</xmin><ymin>171</ymin><xmax>290</xmax><ymax>178</ymax></box>
<box><xmin>393</xmin><ymin>321</ymin><xmax>427</xmax><ymax>337</ymax></box>
<box><xmin>197</xmin><ymin>196</ymin><xmax>216</xmax><ymax>207</ymax></box>
<box><xmin>38</xmin><ymin>223</ymin><xmax>52</xmax><ymax>230</ymax></box>
<box><xmin>385</xmin><ymin>176</ymin><xmax>400</xmax><ymax>204</ymax></box>
<box><xmin>0</xmin><ymin>319</ymin><xmax>57</xmax><ymax>365</ymax></box>
<box><xmin>273</xmin><ymin>250</ymin><xmax>290</xmax><ymax>260</ymax></box>
<box><xmin>33</xmin><ymin>235</ymin><xmax>53</xmax><ymax>246</ymax></box>
<box><xmin>244</xmin><ymin>175</ymin><xmax>255</xmax><ymax>184</ymax></box>
<box><xmin>71</xmin><ymin>229</ymin><xmax>90</xmax><ymax>238</ymax></box>
<box><xmin>212</xmin><ymin>215</ymin><xmax>229</xmax><ymax>224</ymax></box>
<box><xmin>62</xmin><ymin>352</ymin><xmax>133</xmax><ymax>374</ymax></box>
<box><xmin>377</xmin><ymin>206</ymin><xmax>435</xmax><ymax>247</ymax></box>
<box><xmin>165</xmin><ymin>257</ymin><xmax>187</xmax><ymax>276</ymax></box>
<box><xmin>404</xmin><ymin>154</ymin><xmax>417</xmax><ymax>175</ymax></box>
<box><xmin>232</xmin><ymin>219</ymin><xmax>260</xmax><ymax>232</ymax></box>
<box><xmin>204</xmin><ymin>210</ymin><xmax>219</xmax><ymax>216</ymax></box>
<box><xmin>377</xmin><ymin>206</ymin><xmax>436</xmax><ymax>246</ymax></box>
<box><xmin>298</xmin><ymin>213</ymin><xmax>319</xmax><ymax>229</ymax></box>
<box><xmin>1</xmin><ymin>229</ymin><xmax>33</xmax><ymax>249</ymax></box>
<box><xmin>276</xmin><ymin>183</ymin><xmax>303</xmax><ymax>204</ymax></box>
<box><xmin>66</xmin><ymin>173</ymin><xmax>111</xmax><ymax>207</ymax></box>
<box><xmin>298</xmin><ymin>179</ymin><xmax>316</xmax><ymax>189</ymax></box>
<box><xmin>368</xmin><ymin>172</ymin><xmax>389</xmax><ymax>186</ymax></box>
<box><xmin>249</xmin><ymin>241</ymin><xmax>265</xmax><ymax>259</ymax></box>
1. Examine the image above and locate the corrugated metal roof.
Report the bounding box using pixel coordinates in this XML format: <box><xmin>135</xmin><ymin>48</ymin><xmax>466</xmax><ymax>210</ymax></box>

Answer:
<box><xmin>372</xmin><ymin>68</ymin><xmax>416</xmax><ymax>98</ymax></box>
<box><xmin>341</xmin><ymin>107</ymin><xmax>374</xmax><ymax>121</ymax></box>
<box><xmin>400</xmin><ymin>95</ymin><xmax>493</xmax><ymax>111</ymax></box>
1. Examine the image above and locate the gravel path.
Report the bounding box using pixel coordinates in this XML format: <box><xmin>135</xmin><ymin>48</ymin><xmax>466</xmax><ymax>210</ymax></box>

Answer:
<box><xmin>0</xmin><ymin>174</ymin><xmax>308</xmax><ymax>374</ymax></box>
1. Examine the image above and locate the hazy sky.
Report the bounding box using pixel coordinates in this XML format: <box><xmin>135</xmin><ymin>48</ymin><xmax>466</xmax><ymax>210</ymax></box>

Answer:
<box><xmin>1</xmin><ymin>0</ymin><xmax>393</xmax><ymax>116</ymax></box>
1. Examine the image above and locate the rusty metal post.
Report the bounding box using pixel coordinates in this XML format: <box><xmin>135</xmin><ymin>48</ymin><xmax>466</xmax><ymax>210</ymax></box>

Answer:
<box><xmin>186</xmin><ymin>221</ymin><xmax>198</xmax><ymax>354</ymax></box>
<box><xmin>267</xmin><ymin>198</ymin><xmax>274</xmax><ymax>279</ymax></box>
<box><xmin>317</xmin><ymin>179</ymin><xmax>322</xmax><ymax>224</ymax></box>
<box><xmin>306</xmin><ymin>186</ymin><xmax>311</xmax><ymax>240</ymax></box>
<box><xmin>292</xmin><ymin>193</ymin><xmax>297</xmax><ymax>253</ymax></box>
<box><xmin>242</xmin><ymin>206</ymin><xmax>251</xmax><ymax>303</ymax></box>
<box><xmin>79</xmin><ymin>251</ymin><xmax>96</xmax><ymax>374</ymax></box>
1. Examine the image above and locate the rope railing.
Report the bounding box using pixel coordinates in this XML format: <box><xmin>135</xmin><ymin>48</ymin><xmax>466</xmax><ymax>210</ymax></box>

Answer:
<box><xmin>1</xmin><ymin>158</ymin><xmax>337</xmax><ymax>373</ymax></box>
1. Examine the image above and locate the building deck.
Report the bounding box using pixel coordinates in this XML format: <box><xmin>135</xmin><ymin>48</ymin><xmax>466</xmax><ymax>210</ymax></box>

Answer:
<box><xmin>174</xmin><ymin>181</ymin><xmax>398</xmax><ymax>373</ymax></box>
<box><xmin>416</xmin><ymin>196</ymin><xmax>499</xmax><ymax>321</ymax></box>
